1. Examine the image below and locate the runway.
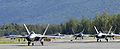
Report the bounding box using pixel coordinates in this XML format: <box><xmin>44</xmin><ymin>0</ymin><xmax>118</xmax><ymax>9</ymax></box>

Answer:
<box><xmin>0</xmin><ymin>39</ymin><xmax>120</xmax><ymax>49</ymax></box>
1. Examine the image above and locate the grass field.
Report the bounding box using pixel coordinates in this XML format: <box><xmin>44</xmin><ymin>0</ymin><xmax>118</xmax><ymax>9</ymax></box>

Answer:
<box><xmin>0</xmin><ymin>37</ymin><xmax>27</xmax><ymax>43</ymax></box>
<box><xmin>0</xmin><ymin>36</ymin><xmax>120</xmax><ymax>43</ymax></box>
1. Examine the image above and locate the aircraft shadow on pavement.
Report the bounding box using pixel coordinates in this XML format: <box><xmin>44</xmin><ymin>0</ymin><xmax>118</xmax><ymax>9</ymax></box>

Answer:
<box><xmin>11</xmin><ymin>44</ymin><xmax>45</xmax><ymax>46</ymax></box>
<box><xmin>3</xmin><ymin>41</ymin><xmax>120</xmax><ymax>46</ymax></box>
<box><xmin>53</xmin><ymin>41</ymin><xmax>120</xmax><ymax>43</ymax></box>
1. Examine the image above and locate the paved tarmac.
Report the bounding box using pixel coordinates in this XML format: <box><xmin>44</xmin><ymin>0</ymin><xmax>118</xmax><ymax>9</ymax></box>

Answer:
<box><xmin>0</xmin><ymin>39</ymin><xmax>120</xmax><ymax>49</ymax></box>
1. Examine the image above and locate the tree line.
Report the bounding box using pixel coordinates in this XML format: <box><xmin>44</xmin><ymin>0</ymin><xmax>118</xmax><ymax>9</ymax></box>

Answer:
<box><xmin>0</xmin><ymin>11</ymin><xmax>120</xmax><ymax>36</ymax></box>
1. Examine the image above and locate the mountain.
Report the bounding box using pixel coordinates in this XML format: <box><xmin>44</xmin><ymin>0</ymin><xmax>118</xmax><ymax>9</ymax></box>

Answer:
<box><xmin>0</xmin><ymin>0</ymin><xmax>120</xmax><ymax>25</ymax></box>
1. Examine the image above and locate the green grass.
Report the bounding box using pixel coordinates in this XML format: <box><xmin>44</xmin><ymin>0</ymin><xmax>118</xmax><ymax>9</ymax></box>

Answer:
<box><xmin>114</xmin><ymin>36</ymin><xmax>120</xmax><ymax>39</ymax></box>
<box><xmin>0</xmin><ymin>37</ymin><xmax>27</xmax><ymax>43</ymax></box>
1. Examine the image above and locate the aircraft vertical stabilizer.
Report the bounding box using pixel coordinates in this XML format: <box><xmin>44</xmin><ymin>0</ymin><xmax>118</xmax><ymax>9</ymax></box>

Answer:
<box><xmin>94</xmin><ymin>26</ymin><xmax>99</xmax><ymax>33</ymax></box>
<box><xmin>24</xmin><ymin>24</ymin><xmax>30</xmax><ymax>35</ymax></box>
<box><xmin>43</xmin><ymin>24</ymin><xmax>49</xmax><ymax>36</ymax></box>
<box><xmin>108</xmin><ymin>26</ymin><xmax>113</xmax><ymax>33</ymax></box>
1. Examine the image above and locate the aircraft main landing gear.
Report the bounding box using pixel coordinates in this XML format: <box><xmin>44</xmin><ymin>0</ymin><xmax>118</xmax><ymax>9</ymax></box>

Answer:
<box><xmin>105</xmin><ymin>38</ymin><xmax>108</xmax><ymax>42</ymax></box>
<box><xmin>81</xmin><ymin>37</ymin><xmax>83</xmax><ymax>39</ymax></box>
<box><xmin>28</xmin><ymin>41</ymin><xmax>31</xmax><ymax>46</ymax></box>
<box><xmin>75</xmin><ymin>37</ymin><xmax>77</xmax><ymax>40</ymax></box>
<box><xmin>32</xmin><ymin>43</ymin><xmax>34</xmax><ymax>46</ymax></box>
<box><xmin>97</xmin><ymin>39</ymin><xmax>99</xmax><ymax>42</ymax></box>
<box><xmin>100</xmin><ymin>40</ymin><xmax>101</xmax><ymax>42</ymax></box>
<box><xmin>40</xmin><ymin>41</ymin><xmax>44</xmax><ymax>46</ymax></box>
<box><xmin>113</xmin><ymin>38</ymin><xmax>114</xmax><ymax>40</ymax></box>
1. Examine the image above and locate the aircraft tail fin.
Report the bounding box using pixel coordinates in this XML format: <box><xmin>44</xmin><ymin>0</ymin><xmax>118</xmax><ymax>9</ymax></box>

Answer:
<box><xmin>113</xmin><ymin>27</ymin><xmax>117</xmax><ymax>33</ymax></box>
<box><xmin>101</xmin><ymin>27</ymin><xmax>105</xmax><ymax>33</ymax></box>
<box><xmin>43</xmin><ymin>24</ymin><xmax>49</xmax><ymax>36</ymax></box>
<box><xmin>81</xmin><ymin>29</ymin><xmax>85</xmax><ymax>33</ymax></box>
<box><xmin>8</xmin><ymin>31</ymin><xmax>13</xmax><ymax>35</ymax></box>
<box><xmin>108</xmin><ymin>26</ymin><xmax>113</xmax><ymax>34</ymax></box>
<box><xmin>72</xmin><ymin>28</ymin><xmax>75</xmax><ymax>34</ymax></box>
<box><xmin>24</xmin><ymin>24</ymin><xmax>30</xmax><ymax>35</ymax></box>
<box><xmin>94</xmin><ymin>26</ymin><xmax>99</xmax><ymax>33</ymax></box>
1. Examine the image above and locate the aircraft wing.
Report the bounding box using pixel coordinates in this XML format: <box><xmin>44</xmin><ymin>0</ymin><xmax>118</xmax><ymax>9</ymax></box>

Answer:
<box><xmin>5</xmin><ymin>35</ymin><xmax>28</xmax><ymax>38</ymax></box>
<box><xmin>102</xmin><ymin>34</ymin><xmax>109</xmax><ymax>36</ymax></box>
<box><xmin>83</xmin><ymin>34</ymin><xmax>98</xmax><ymax>37</ymax></box>
<box><xmin>36</xmin><ymin>34</ymin><xmax>60</xmax><ymax>38</ymax></box>
<box><xmin>111</xmin><ymin>34</ymin><xmax>120</xmax><ymax>36</ymax></box>
<box><xmin>74</xmin><ymin>34</ymin><xmax>79</xmax><ymax>35</ymax></box>
<box><xmin>15</xmin><ymin>35</ymin><xmax>28</xmax><ymax>38</ymax></box>
<box><xmin>56</xmin><ymin>35</ymin><xmax>74</xmax><ymax>37</ymax></box>
<box><xmin>83</xmin><ymin>34</ymin><xmax>96</xmax><ymax>37</ymax></box>
<box><xmin>63</xmin><ymin>35</ymin><xmax>74</xmax><ymax>37</ymax></box>
<box><xmin>43</xmin><ymin>35</ymin><xmax>60</xmax><ymax>37</ymax></box>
